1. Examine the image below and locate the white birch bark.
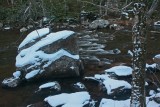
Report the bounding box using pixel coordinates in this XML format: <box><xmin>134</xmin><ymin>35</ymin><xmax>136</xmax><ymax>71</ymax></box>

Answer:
<box><xmin>130</xmin><ymin>2</ymin><xmax>147</xmax><ymax>107</ymax></box>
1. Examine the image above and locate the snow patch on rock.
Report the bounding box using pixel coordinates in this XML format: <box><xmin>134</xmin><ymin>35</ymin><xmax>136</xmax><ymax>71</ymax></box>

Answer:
<box><xmin>99</xmin><ymin>96</ymin><xmax>160</xmax><ymax>107</ymax></box>
<box><xmin>19</xmin><ymin>28</ymin><xmax>50</xmax><ymax>49</ymax></box>
<box><xmin>85</xmin><ymin>74</ymin><xmax>131</xmax><ymax>95</ymax></box>
<box><xmin>13</xmin><ymin>71</ymin><xmax>21</xmax><ymax>78</ymax></box>
<box><xmin>105</xmin><ymin>66</ymin><xmax>133</xmax><ymax>76</ymax></box>
<box><xmin>38</xmin><ymin>81</ymin><xmax>61</xmax><ymax>91</ymax></box>
<box><xmin>44</xmin><ymin>92</ymin><xmax>90</xmax><ymax>107</ymax></box>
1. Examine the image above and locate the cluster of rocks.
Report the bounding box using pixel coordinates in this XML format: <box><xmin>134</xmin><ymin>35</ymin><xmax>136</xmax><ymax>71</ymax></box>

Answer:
<box><xmin>77</xmin><ymin>30</ymin><xmax>120</xmax><ymax>67</ymax></box>
<box><xmin>1</xmin><ymin>25</ymin><xmax>160</xmax><ymax>107</ymax></box>
<box><xmin>27</xmin><ymin>65</ymin><xmax>160</xmax><ymax>107</ymax></box>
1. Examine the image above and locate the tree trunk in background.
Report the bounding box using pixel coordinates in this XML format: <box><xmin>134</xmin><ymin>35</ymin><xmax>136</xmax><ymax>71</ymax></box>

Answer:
<box><xmin>99</xmin><ymin>0</ymin><xmax>103</xmax><ymax>15</ymax></box>
<box><xmin>130</xmin><ymin>2</ymin><xmax>147</xmax><ymax>107</ymax></box>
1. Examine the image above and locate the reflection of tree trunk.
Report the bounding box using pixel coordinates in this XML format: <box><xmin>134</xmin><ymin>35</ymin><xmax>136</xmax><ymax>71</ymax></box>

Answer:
<box><xmin>130</xmin><ymin>3</ymin><xmax>147</xmax><ymax>107</ymax></box>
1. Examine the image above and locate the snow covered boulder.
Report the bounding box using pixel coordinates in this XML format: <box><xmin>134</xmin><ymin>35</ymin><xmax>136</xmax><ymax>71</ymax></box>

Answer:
<box><xmin>18</xmin><ymin>28</ymin><xmax>50</xmax><ymax>52</ymax></box>
<box><xmin>89</xmin><ymin>19</ymin><xmax>109</xmax><ymax>29</ymax></box>
<box><xmin>85</xmin><ymin>74</ymin><xmax>131</xmax><ymax>96</ymax></box>
<box><xmin>2</xmin><ymin>28</ymin><xmax>83</xmax><ymax>87</ymax></box>
<box><xmin>44</xmin><ymin>92</ymin><xmax>92</xmax><ymax>107</ymax></box>
<box><xmin>153</xmin><ymin>54</ymin><xmax>160</xmax><ymax>70</ymax></box>
<box><xmin>16</xmin><ymin>28</ymin><xmax>83</xmax><ymax>79</ymax></box>
<box><xmin>105</xmin><ymin>66</ymin><xmax>133</xmax><ymax>77</ymax></box>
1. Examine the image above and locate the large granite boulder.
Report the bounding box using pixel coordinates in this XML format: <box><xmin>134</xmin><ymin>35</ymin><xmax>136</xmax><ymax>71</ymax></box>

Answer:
<box><xmin>2</xmin><ymin>28</ymin><xmax>83</xmax><ymax>87</ymax></box>
<box><xmin>153</xmin><ymin>54</ymin><xmax>160</xmax><ymax>70</ymax></box>
<box><xmin>89</xmin><ymin>19</ymin><xmax>109</xmax><ymax>30</ymax></box>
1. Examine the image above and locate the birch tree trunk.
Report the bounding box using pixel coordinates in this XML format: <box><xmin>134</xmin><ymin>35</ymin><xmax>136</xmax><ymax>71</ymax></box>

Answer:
<box><xmin>130</xmin><ymin>0</ymin><xmax>159</xmax><ymax>106</ymax></box>
<box><xmin>130</xmin><ymin>2</ymin><xmax>147</xmax><ymax>107</ymax></box>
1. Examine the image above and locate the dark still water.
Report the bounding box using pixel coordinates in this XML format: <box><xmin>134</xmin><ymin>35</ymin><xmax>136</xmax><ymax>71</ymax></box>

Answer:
<box><xmin>0</xmin><ymin>29</ymin><xmax>160</xmax><ymax>107</ymax></box>
<box><xmin>0</xmin><ymin>30</ymin><xmax>39</xmax><ymax>107</ymax></box>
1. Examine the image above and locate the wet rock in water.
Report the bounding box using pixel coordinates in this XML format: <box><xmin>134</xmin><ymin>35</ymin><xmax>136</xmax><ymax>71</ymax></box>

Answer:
<box><xmin>0</xmin><ymin>23</ymin><xmax>3</xmax><ymax>28</ymax></box>
<box><xmin>2</xmin><ymin>71</ymin><xmax>21</xmax><ymax>88</ymax></box>
<box><xmin>1</xmin><ymin>77</ymin><xmax>21</xmax><ymax>88</ymax></box>
<box><xmin>4</xmin><ymin>26</ymin><xmax>11</xmax><ymax>30</ymax></box>
<box><xmin>153</xmin><ymin>54</ymin><xmax>160</xmax><ymax>71</ymax></box>
<box><xmin>72</xmin><ymin>82</ymin><xmax>87</xmax><ymax>91</ymax></box>
<box><xmin>20</xmin><ymin>27</ymin><xmax>28</xmax><ymax>33</ymax></box>
<box><xmin>89</xmin><ymin>19</ymin><xmax>109</xmax><ymax>29</ymax></box>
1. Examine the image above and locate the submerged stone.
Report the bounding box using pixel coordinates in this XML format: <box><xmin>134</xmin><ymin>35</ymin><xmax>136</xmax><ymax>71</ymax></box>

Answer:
<box><xmin>2</xmin><ymin>77</ymin><xmax>21</xmax><ymax>88</ymax></box>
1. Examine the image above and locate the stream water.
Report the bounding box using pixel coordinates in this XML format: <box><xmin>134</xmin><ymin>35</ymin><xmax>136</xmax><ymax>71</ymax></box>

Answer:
<box><xmin>0</xmin><ymin>29</ymin><xmax>160</xmax><ymax>107</ymax></box>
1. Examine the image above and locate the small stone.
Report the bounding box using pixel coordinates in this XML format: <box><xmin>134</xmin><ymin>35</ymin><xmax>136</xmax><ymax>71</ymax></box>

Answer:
<box><xmin>72</xmin><ymin>82</ymin><xmax>87</xmax><ymax>91</ymax></box>
<box><xmin>20</xmin><ymin>27</ymin><xmax>28</xmax><ymax>32</ymax></box>
<box><xmin>0</xmin><ymin>23</ymin><xmax>3</xmax><ymax>28</ymax></box>
<box><xmin>89</xmin><ymin>19</ymin><xmax>109</xmax><ymax>29</ymax></box>
<box><xmin>2</xmin><ymin>77</ymin><xmax>20</xmax><ymax>88</ymax></box>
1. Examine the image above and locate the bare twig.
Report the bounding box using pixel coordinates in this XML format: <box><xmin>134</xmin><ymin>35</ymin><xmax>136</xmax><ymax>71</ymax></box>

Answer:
<box><xmin>121</xmin><ymin>2</ymin><xmax>133</xmax><ymax>11</ymax></box>
<box><xmin>146</xmin><ymin>0</ymin><xmax>159</xmax><ymax>18</ymax></box>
